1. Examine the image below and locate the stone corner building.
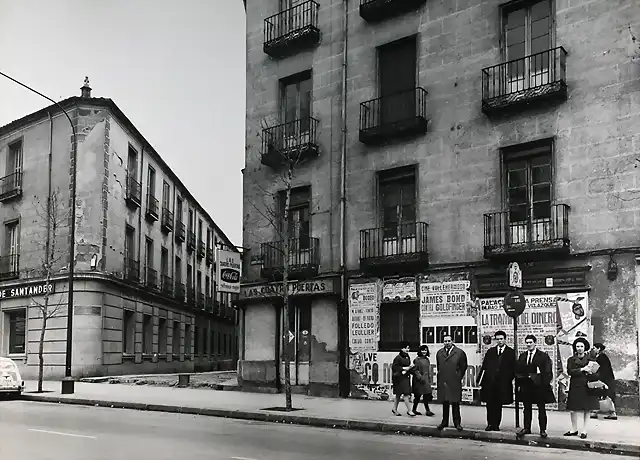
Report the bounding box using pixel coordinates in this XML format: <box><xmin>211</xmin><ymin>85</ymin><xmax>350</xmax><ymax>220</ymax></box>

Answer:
<box><xmin>0</xmin><ymin>81</ymin><xmax>239</xmax><ymax>379</ymax></box>
<box><xmin>240</xmin><ymin>0</ymin><xmax>640</xmax><ymax>413</ymax></box>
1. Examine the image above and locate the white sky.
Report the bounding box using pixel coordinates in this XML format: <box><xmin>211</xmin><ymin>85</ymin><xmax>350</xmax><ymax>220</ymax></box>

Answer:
<box><xmin>0</xmin><ymin>0</ymin><xmax>246</xmax><ymax>245</ymax></box>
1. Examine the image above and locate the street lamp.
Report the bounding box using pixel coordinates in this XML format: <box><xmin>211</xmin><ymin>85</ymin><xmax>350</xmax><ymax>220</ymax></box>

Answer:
<box><xmin>0</xmin><ymin>71</ymin><xmax>79</xmax><ymax>394</ymax></box>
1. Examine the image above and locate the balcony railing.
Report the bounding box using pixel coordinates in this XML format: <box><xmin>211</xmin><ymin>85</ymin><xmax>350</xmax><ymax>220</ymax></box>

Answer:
<box><xmin>187</xmin><ymin>231</ymin><xmax>196</xmax><ymax>251</ymax></box>
<box><xmin>197</xmin><ymin>241</ymin><xmax>206</xmax><ymax>259</ymax></box>
<box><xmin>123</xmin><ymin>257</ymin><xmax>140</xmax><ymax>283</ymax></box>
<box><xmin>145</xmin><ymin>266</ymin><xmax>158</xmax><ymax>290</ymax></box>
<box><xmin>145</xmin><ymin>194</ymin><xmax>159</xmax><ymax>221</ymax></box>
<box><xmin>175</xmin><ymin>221</ymin><xmax>186</xmax><ymax>243</ymax></box>
<box><xmin>0</xmin><ymin>254</ymin><xmax>20</xmax><ymax>280</ymax></box>
<box><xmin>261</xmin><ymin>117</ymin><xmax>320</xmax><ymax>169</ymax></box>
<box><xmin>260</xmin><ymin>237</ymin><xmax>320</xmax><ymax>281</ymax></box>
<box><xmin>359</xmin><ymin>87</ymin><xmax>428</xmax><ymax>146</ymax></box>
<box><xmin>206</xmin><ymin>247</ymin><xmax>214</xmax><ymax>266</ymax></box>
<box><xmin>0</xmin><ymin>171</ymin><xmax>23</xmax><ymax>202</ymax></box>
<box><xmin>161</xmin><ymin>274</ymin><xmax>173</xmax><ymax>296</ymax></box>
<box><xmin>359</xmin><ymin>0</ymin><xmax>427</xmax><ymax>23</ymax></box>
<box><xmin>482</xmin><ymin>47</ymin><xmax>567</xmax><ymax>115</ymax></box>
<box><xmin>125</xmin><ymin>174</ymin><xmax>141</xmax><ymax>208</ymax></box>
<box><xmin>175</xmin><ymin>282</ymin><xmax>185</xmax><ymax>302</ymax></box>
<box><xmin>483</xmin><ymin>204</ymin><xmax>570</xmax><ymax>260</ymax></box>
<box><xmin>198</xmin><ymin>293</ymin><xmax>205</xmax><ymax>310</ymax></box>
<box><xmin>161</xmin><ymin>208</ymin><xmax>174</xmax><ymax>233</ymax></box>
<box><xmin>186</xmin><ymin>287</ymin><xmax>196</xmax><ymax>307</ymax></box>
<box><xmin>263</xmin><ymin>0</ymin><xmax>320</xmax><ymax>59</ymax></box>
<box><xmin>360</xmin><ymin>221</ymin><xmax>429</xmax><ymax>272</ymax></box>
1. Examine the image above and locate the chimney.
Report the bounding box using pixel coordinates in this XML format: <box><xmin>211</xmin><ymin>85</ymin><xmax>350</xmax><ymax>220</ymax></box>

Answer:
<box><xmin>80</xmin><ymin>76</ymin><xmax>92</xmax><ymax>98</ymax></box>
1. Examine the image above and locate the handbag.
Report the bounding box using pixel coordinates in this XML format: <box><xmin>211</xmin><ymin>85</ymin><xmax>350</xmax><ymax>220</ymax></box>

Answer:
<box><xmin>587</xmin><ymin>380</ymin><xmax>608</xmax><ymax>389</ymax></box>
<box><xmin>599</xmin><ymin>396</ymin><xmax>614</xmax><ymax>413</ymax></box>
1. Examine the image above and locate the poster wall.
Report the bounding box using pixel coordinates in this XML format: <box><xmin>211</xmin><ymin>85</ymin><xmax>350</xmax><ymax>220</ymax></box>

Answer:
<box><xmin>348</xmin><ymin>283</ymin><xmax>380</xmax><ymax>352</ymax></box>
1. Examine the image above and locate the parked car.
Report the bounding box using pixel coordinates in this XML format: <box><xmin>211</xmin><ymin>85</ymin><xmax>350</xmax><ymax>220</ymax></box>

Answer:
<box><xmin>0</xmin><ymin>357</ymin><xmax>24</xmax><ymax>396</ymax></box>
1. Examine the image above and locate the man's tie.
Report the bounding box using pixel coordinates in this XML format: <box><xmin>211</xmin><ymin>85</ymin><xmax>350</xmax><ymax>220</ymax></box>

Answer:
<box><xmin>527</xmin><ymin>351</ymin><xmax>533</xmax><ymax>365</ymax></box>
<box><xmin>498</xmin><ymin>347</ymin><xmax>502</xmax><ymax>356</ymax></box>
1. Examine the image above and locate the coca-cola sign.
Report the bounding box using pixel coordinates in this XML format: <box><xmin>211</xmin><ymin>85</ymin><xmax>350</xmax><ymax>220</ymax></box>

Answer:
<box><xmin>216</xmin><ymin>249</ymin><xmax>241</xmax><ymax>294</ymax></box>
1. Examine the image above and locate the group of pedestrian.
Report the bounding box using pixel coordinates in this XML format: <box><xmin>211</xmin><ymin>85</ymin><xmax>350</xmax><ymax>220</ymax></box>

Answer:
<box><xmin>390</xmin><ymin>331</ymin><xmax>617</xmax><ymax>439</ymax></box>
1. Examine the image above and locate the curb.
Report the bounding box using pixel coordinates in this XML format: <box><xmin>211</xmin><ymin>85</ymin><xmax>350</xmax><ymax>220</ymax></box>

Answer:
<box><xmin>21</xmin><ymin>394</ymin><xmax>639</xmax><ymax>457</ymax></box>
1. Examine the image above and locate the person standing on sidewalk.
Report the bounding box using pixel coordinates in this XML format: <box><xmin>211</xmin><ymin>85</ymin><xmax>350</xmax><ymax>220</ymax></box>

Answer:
<box><xmin>565</xmin><ymin>337</ymin><xmax>600</xmax><ymax>439</ymax></box>
<box><xmin>436</xmin><ymin>334</ymin><xmax>468</xmax><ymax>431</ymax></box>
<box><xmin>515</xmin><ymin>334</ymin><xmax>555</xmax><ymax>439</ymax></box>
<box><xmin>391</xmin><ymin>342</ymin><xmax>416</xmax><ymax>416</ymax></box>
<box><xmin>411</xmin><ymin>345</ymin><xmax>435</xmax><ymax>416</ymax></box>
<box><xmin>479</xmin><ymin>330</ymin><xmax>516</xmax><ymax>431</ymax></box>
<box><xmin>590</xmin><ymin>342</ymin><xmax>618</xmax><ymax>420</ymax></box>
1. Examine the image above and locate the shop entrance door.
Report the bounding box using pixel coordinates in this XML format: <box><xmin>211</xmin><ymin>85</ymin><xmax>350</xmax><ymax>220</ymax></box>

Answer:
<box><xmin>281</xmin><ymin>299</ymin><xmax>311</xmax><ymax>385</ymax></box>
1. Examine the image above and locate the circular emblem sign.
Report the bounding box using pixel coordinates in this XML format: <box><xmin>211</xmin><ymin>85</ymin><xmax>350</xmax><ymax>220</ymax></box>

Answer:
<box><xmin>503</xmin><ymin>290</ymin><xmax>526</xmax><ymax>318</ymax></box>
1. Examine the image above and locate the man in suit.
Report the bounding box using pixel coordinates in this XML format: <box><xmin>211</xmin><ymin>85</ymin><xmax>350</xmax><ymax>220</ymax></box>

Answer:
<box><xmin>479</xmin><ymin>330</ymin><xmax>516</xmax><ymax>431</ymax></box>
<box><xmin>515</xmin><ymin>334</ymin><xmax>556</xmax><ymax>439</ymax></box>
<box><xmin>436</xmin><ymin>334</ymin><xmax>468</xmax><ymax>431</ymax></box>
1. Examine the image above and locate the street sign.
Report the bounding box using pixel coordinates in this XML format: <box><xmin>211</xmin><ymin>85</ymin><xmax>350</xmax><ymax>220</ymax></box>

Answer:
<box><xmin>503</xmin><ymin>290</ymin><xmax>526</xmax><ymax>318</ymax></box>
<box><xmin>508</xmin><ymin>262</ymin><xmax>522</xmax><ymax>288</ymax></box>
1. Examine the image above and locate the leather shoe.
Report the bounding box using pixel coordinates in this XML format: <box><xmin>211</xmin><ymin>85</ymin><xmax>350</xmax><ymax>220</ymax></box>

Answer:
<box><xmin>485</xmin><ymin>425</ymin><xmax>493</xmax><ymax>431</ymax></box>
<box><xmin>436</xmin><ymin>423</ymin><xmax>447</xmax><ymax>431</ymax></box>
<box><xmin>540</xmin><ymin>431</ymin><xmax>548</xmax><ymax>438</ymax></box>
<box><xmin>455</xmin><ymin>425</ymin><xmax>463</xmax><ymax>431</ymax></box>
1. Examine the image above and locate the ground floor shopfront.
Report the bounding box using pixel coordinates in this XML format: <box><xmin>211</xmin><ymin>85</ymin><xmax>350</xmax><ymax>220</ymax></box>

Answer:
<box><xmin>347</xmin><ymin>253</ymin><xmax>640</xmax><ymax>415</ymax></box>
<box><xmin>0</xmin><ymin>274</ymin><xmax>237</xmax><ymax>380</ymax></box>
<box><xmin>237</xmin><ymin>275</ymin><xmax>342</xmax><ymax>397</ymax></box>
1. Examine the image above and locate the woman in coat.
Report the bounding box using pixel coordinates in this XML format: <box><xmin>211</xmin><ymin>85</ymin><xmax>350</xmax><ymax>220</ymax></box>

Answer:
<box><xmin>565</xmin><ymin>337</ymin><xmax>600</xmax><ymax>439</ymax></box>
<box><xmin>391</xmin><ymin>342</ymin><xmax>415</xmax><ymax>416</ymax></box>
<box><xmin>590</xmin><ymin>342</ymin><xmax>617</xmax><ymax>420</ymax></box>
<box><xmin>411</xmin><ymin>345</ymin><xmax>435</xmax><ymax>416</ymax></box>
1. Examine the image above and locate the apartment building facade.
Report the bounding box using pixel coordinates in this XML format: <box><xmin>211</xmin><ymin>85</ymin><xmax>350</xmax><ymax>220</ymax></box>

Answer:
<box><xmin>0</xmin><ymin>81</ymin><xmax>239</xmax><ymax>379</ymax></box>
<box><xmin>242</xmin><ymin>0</ymin><xmax>640</xmax><ymax>412</ymax></box>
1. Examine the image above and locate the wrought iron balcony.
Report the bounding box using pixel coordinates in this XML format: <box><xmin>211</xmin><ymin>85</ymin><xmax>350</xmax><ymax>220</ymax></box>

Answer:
<box><xmin>483</xmin><ymin>204</ymin><xmax>570</xmax><ymax>260</ymax></box>
<box><xmin>175</xmin><ymin>282</ymin><xmax>185</xmax><ymax>302</ymax></box>
<box><xmin>482</xmin><ymin>47</ymin><xmax>567</xmax><ymax>116</ymax></box>
<box><xmin>260</xmin><ymin>237</ymin><xmax>320</xmax><ymax>281</ymax></box>
<box><xmin>197</xmin><ymin>240</ymin><xmax>206</xmax><ymax>259</ymax></box>
<box><xmin>125</xmin><ymin>174</ymin><xmax>141</xmax><ymax>208</ymax></box>
<box><xmin>161</xmin><ymin>208</ymin><xmax>174</xmax><ymax>233</ymax></box>
<box><xmin>263</xmin><ymin>0</ymin><xmax>320</xmax><ymax>59</ymax></box>
<box><xmin>175</xmin><ymin>221</ymin><xmax>186</xmax><ymax>243</ymax></box>
<box><xmin>359</xmin><ymin>87</ymin><xmax>428</xmax><ymax>146</ymax></box>
<box><xmin>187</xmin><ymin>231</ymin><xmax>196</xmax><ymax>252</ymax></box>
<box><xmin>261</xmin><ymin>117</ymin><xmax>320</xmax><ymax>169</ymax></box>
<box><xmin>0</xmin><ymin>171</ymin><xmax>22</xmax><ymax>202</ymax></box>
<box><xmin>359</xmin><ymin>0</ymin><xmax>427</xmax><ymax>23</ymax></box>
<box><xmin>145</xmin><ymin>266</ymin><xmax>158</xmax><ymax>290</ymax></box>
<box><xmin>206</xmin><ymin>247</ymin><xmax>214</xmax><ymax>266</ymax></box>
<box><xmin>197</xmin><ymin>293</ymin><xmax>205</xmax><ymax>310</ymax></box>
<box><xmin>161</xmin><ymin>274</ymin><xmax>173</xmax><ymax>296</ymax></box>
<box><xmin>0</xmin><ymin>254</ymin><xmax>20</xmax><ymax>280</ymax></box>
<box><xmin>145</xmin><ymin>194</ymin><xmax>159</xmax><ymax>221</ymax></box>
<box><xmin>360</xmin><ymin>221</ymin><xmax>429</xmax><ymax>272</ymax></box>
<box><xmin>123</xmin><ymin>257</ymin><xmax>140</xmax><ymax>283</ymax></box>
<box><xmin>186</xmin><ymin>286</ymin><xmax>196</xmax><ymax>307</ymax></box>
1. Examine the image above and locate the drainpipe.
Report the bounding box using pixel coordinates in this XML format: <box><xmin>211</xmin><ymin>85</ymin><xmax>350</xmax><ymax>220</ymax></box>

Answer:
<box><xmin>45</xmin><ymin>111</ymin><xmax>54</xmax><ymax>266</ymax></box>
<box><xmin>338</xmin><ymin>0</ymin><xmax>349</xmax><ymax>398</ymax></box>
<box><xmin>138</xmin><ymin>146</ymin><xmax>144</xmax><ymax>282</ymax></box>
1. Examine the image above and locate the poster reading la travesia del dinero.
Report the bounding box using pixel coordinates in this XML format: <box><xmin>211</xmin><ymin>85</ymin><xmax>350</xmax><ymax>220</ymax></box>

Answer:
<box><xmin>347</xmin><ymin>277</ymin><xmax>591</xmax><ymax>409</ymax></box>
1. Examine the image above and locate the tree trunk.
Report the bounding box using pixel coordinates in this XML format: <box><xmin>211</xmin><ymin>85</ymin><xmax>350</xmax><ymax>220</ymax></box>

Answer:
<box><xmin>282</xmin><ymin>171</ymin><xmax>293</xmax><ymax>411</ymax></box>
<box><xmin>38</xmin><ymin>312</ymin><xmax>47</xmax><ymax>393</ymax></box>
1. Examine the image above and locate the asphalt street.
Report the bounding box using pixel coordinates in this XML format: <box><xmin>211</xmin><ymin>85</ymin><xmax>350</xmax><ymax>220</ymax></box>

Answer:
<box><xmin>0</xmin><ymin>399</ymin><xmax>625</xmax><ymax>460</ymax></box>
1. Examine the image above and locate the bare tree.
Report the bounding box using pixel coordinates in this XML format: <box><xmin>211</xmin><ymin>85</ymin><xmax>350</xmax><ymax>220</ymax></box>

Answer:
<box><xmin>244</xmin><ymin>117</ymin><xmax>314</xmax><ymax>411</ymax></box>
<box><xmin>28</xmin><ymin>189</ymin><xmax>69</xmax><ymax>392</ymax></box>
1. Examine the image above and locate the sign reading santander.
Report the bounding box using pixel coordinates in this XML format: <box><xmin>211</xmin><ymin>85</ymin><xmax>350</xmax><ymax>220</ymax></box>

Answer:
<box><xmin>216</xmin><ymin>249</ymin><xmax>242</xmax><ymax>294</ymax></box>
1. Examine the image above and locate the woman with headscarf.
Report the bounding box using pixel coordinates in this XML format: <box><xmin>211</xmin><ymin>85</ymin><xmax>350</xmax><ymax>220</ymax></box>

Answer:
<box><xmin>391</xmin><ymin>342</ymin><xmax>415</xmax><ymax>416</ymax></box>
<box><xmin>411</xmin><ymin>344</ymin><xmax>435</xmax><ymax>416</ymax></box>
<box><xmin>564</xmin><ymin>337</ymin><xmax>600</xmax><ymax>439</ymax></box>
<box><xmin>590</xmin><ymin>342</ymin><xmax>617</xmax><ymax>420</ymax></box>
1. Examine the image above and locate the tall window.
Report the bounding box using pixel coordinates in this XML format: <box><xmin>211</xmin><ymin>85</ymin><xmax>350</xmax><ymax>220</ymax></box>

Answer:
<box><xmin>7</xmin><ymin>309</ymin><xmax>26</xmax><ymax>355</ymax></box>
<box><xmin>379</xmin><ymin>167</ymin><xmax>416</xmax><ymax>239</ymax></box>
<box><xmin>123</xmin><ymin>310</ymin><xmax>135</xmax><ymax>355</ymax></box>
<box><xmin>205</xmin><ymin>275</ymin><xmax>210</xmax><ymax>298</ymax></box>
<box><xmin>127</xmin><ymin>145</ymin><xmax>138</xmax><ymax>178</ymax></box>
<box><xmin>505</xmin><ymin>141</ymin><xmax>552</xmax><ymax>244</ymax></box>
<box><xmin>175</xmin><ymin>256</ymin><xmax>182</xmax><ymax>283</ymax></box>
<box><xmin>161</xmin><ymin>247</ymin><xmax>169</xmax><ymax>276</ymax></box>
<box><xmin>198</xmin><ymin>219</ymin><xmax>203</xmax><ymax>242</ymax></box>
<box><xmin>194</xmin><ymin>326</ymin><xmax>200</xmax><ymax>355</ymax></box>
<box><xmin>176</xmin><ymin>197</ymin><xmax>183</xmax><ymax>223</ymax></box>
<box><xmin>187</xmin><ymin>263</ymin><xmax>193</xmax><ymax>290</ymax></box>
<box><xmin>2</xmin><ymin>220</ymin><xmax>20</xmax><ymax>275</ymax></box>
<box><xmin>142</xmin><ymin>314</ymin><xmax>152</xmax><ymax>354</ymax></box>
<box><xmin>162</xmin><ymin>181</ymin><xmax>171</xmax><ymax>210</ymax></box>
<box><xmin>184</xmin><ymin>324</ymin><xmax>192</xmax><ymax>357</ymax></box>
<box><xmin>503</xmin><ymin>0</ymin><xmax>552</xmax><ymax>90</ymax></box>
<box><xmin>147</xmin><ymin>166</ymin><xmax>156</xmax><ymax>197</ymax></box>
<box><xmin>197</xmin><ymin>270</ymin><xmax>202</xmax><ymax>295</ymax></box>
<box><xmin>124</xmin><ymin>225</ymin><xmax>135</xmax><ymax>260</ymax></box>
<box><xmin>279</xmin><ymin>186</ymin><xmax>310</xmax><ymax>249</ymax></box>
<box><xmin>378</xmin><ymin>37</ymin><xmax>417</xmax><ymax>125</ymax></box>
<box><xmin>145</xmin><ymin>238</ymin><xmax>154</xmax><ymax>270</ymax></box>
<box><xmin>188</xmin><ymin>209</ymin><xmax>194</xmax><ymax>233</ymax></box>
<box><xmin>206</xmin><ymin>228</ymin><xmax>212</xmax><ymax>251</ymax></box>
<box><xmin>379</xmin><ymin>303</ymin><xmax>419</xmax><ymax>352</ymax></box>
<box><xmin>172</xmin><ymin>321</ymin><xmax>181</xmax><ymax>355</ymax></box>
<box><xmin>281</xmin><ymin>71</ymin><xmax>312</xmax><ymax>135</ymax></box>
<box><xmin>158</xmin><ymin>318</ymin><xmax>168</xmax><ymax>355</ymax></box>
<box><xmin>5</xmin><ymin>140</ymin><xmax>23</xmax><ymax>194</ymax></box>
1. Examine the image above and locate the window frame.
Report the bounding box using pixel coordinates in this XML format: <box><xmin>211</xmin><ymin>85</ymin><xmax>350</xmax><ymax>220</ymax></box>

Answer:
<box><xmin>377</xmin><ymin>165</ymin><xmax>417</xmax><ymax>239</ymax></box>
<box><xmin>378</xmin><ymin>302</ymin><xmax>420</xmax><ymax>352</ymax></box>
<box><xmin>123</xmin><ymin>309</ymin><xmax>135</xmax><ymax>355</ymax></box>
<box><xmin>280</xmin><ymin>70</ymin><xmax>312</xmax><ymax>131</ymax></box>
<box><xmin>147</xmin><ymin>165</ymin><xmax>156</xmax><ymax>198</ymax></box>
<box><xmin>7</xmin><ymin>308</ymin><xmax>26</xmax><ymax>355</ymax></box>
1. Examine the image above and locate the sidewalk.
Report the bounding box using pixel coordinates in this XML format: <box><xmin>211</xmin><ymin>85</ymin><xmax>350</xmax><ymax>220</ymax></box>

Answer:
<box><xmin>20</xmin><ymin>380</ymin><xmax>639</xmax><ymax>457</ymax></box>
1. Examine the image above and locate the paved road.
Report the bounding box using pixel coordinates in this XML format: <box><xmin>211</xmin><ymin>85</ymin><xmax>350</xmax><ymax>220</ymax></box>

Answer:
<box><xmin>0</xmin><ymin>400</ymin><xmax>623</xmax><ymax>460</ymax></box>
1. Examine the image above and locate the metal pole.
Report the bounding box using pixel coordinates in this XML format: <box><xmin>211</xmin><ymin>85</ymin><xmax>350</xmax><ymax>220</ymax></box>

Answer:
<box><xmin>0</xmin><ymin>71</ymin><xmax>77</xmax><ymax>394</ymax></box>
<box><xmin>514</xmin><ymin>315</ymin><xmax>519</xmax><ymax>428</ymax></box>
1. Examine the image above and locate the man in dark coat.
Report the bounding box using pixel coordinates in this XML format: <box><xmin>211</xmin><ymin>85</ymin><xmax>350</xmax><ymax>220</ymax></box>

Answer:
<box><xmin>479</xmin><ymin>330</ymin><xmax>516</xmax><ymax>431</ymax></box>
<box><xmin>515</xmin><ymin>334</ymin><xmax>555</xmax><ymax>439</ymax></box>
<box><xmin>436</xmin><ymin>334</ymin><xmax>468</xmax><ymax>431</ymax></box>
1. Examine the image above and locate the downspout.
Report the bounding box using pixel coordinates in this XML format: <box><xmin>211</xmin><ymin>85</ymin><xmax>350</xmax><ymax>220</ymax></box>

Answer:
<box><xmin>45</xmin><ymin>111</ymin><xmax>54</xmax><ymax>268</ymax></box>
<box><xmin>138</xmin><ymin>146</ymin><xmax>144</xmax><ymax>280</ymax></box>
<box><xmin>338</xmin><ymin>0</ymin><xmax>349</xmax><ymax>398</ymax></box>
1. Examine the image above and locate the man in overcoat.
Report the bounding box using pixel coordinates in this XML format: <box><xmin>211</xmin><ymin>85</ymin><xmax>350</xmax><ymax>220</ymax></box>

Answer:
<box><xmin>479</xmin><ymin>330</ymin><xmax>516</xmax><ymax>431</ymax></box>
<box><xmin>436</xmin><ymin>334</ymin><xmax>468</xmax><ymax>431</ymax></box>
<box><xmin>515</xmin><ymin>334</ymin><xmax>555</xmax><ymax>439</ymax></box>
